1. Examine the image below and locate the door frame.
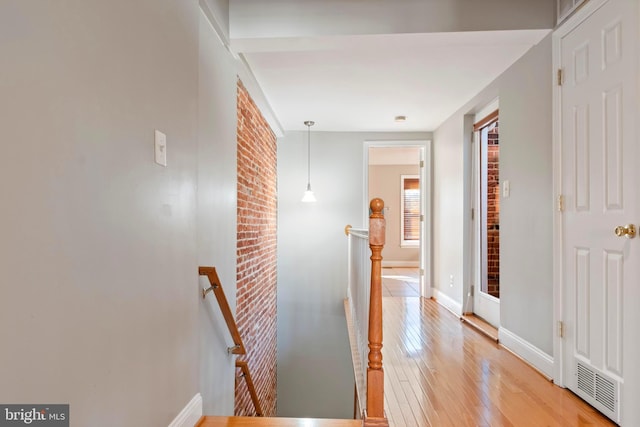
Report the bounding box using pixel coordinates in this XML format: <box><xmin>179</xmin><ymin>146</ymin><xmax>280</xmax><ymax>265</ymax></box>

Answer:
<box><xmin>363</xmin><ymin>140</ymin><xmax>432</xmax><ymax>298</ymax></box>
<box><xmin>465</xmin><ymin>100</ymin><xmax>501</xmax><ymax>327</ymax></box>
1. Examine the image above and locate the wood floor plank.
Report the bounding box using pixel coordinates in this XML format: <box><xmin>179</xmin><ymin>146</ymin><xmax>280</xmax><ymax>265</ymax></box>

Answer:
<box><xmin>380</xmin><ymin>269</ymin><xmax>615</xmax><ymax>427</ymax></box>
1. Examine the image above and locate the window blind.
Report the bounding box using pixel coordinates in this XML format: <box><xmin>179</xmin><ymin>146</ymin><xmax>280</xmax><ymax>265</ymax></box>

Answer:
<box><xmin>403</xmin><ymin>178</ymin><xmax>420</xmax><ymax>241</ymax></box>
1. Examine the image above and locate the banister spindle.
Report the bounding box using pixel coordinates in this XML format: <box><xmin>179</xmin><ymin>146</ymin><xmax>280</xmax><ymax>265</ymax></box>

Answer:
<box><xmin>365</xmin><ymin>198</ymin><xmax>388</xmax><ymax>425</ymax></box>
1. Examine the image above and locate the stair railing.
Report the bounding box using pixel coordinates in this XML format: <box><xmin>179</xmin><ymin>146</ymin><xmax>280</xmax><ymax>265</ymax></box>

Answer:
<box><xmin>345</xmin><ymin>199</ymin><xmax>389</xmax><ymax>427</ymax></box>
<box><xmin>199</xmin><ymin>266</ymin><xmax>263</xmax><ymax>417</ymax></box>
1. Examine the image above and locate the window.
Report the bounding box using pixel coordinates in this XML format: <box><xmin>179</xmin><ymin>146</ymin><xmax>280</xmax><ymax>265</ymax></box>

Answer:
<box><xmin>401</xmin><ymin>175</ymin><xmax>420</xmax><ymax>247</ymax></box>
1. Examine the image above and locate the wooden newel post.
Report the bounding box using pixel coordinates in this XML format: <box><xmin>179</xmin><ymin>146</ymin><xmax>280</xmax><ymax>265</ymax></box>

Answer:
<box><xmin>365</xmin><ymin>198</ymin><xmax>388</xmax><ymax>426</ymax></box>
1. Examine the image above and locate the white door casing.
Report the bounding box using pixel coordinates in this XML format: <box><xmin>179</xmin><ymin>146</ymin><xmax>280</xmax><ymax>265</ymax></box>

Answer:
<box><xmin>554</xmin><ymin>0</ymin><xmax>638</xmax><ymax>424</ymax></box>
<box><xmin>364</xmin><ymin>140</ymin><xmax>432</xmax><ymax>298</ymax></box>
<box><xmin>419</xmin><ymin>146</ymin><xmax>429</xmax><ymax>297</ymax></box>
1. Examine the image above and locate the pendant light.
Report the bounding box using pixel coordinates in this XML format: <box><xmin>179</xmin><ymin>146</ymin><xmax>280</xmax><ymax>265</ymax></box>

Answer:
<box><xmin>301</xmin><ymin>120</ymin><xmax>317</xmax><ymax>203</ymax></box>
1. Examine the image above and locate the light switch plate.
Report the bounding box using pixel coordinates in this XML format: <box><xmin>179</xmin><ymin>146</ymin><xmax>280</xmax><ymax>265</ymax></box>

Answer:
<box><xmin>503</xmin><ymin>180</ymin><xmax>510</xmax><ymax>198</ymax></box>
<box><xmin>155</xmin><ymin>130</ymin><xmax>167</xmax><ymax>167</ymax></box>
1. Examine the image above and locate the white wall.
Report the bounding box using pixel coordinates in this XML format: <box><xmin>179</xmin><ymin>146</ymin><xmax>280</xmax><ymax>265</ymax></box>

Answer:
<box><xmin>499</xmin><ymin>36</ymin><xmax>553</xmax><ymax>356</ymax></box>
<box><xmin>277</xmin><ymin>131</ymin><xmax>431</xmax><ymax>418</ymax></box>
<box><xmin>432</xmin><ymin>119</ymin><xmax>468</xmax><ymax>308</ymax></box>
<box><xmin>0</xmin><ymin>1</ymin><xmax>238</xmax><ymax>424</ymax></box>
<box><xmin>432</xmin><ymin>34</ymin><xmax>553</xmax><ymax>354</ymax></box>
<box><xmin>198</xmin><ymin>10</ymin><xmax>239</xmax><ymax>416</ymax></box>
<box><xmin>369</xmin><ymin>165</ymin><xmax>420</xmax><ymax>265</ymax></box>
<box><xmin>230</xmin><ymin>0</ymin><xmax>555</xmax><ymax>39</ymax></box>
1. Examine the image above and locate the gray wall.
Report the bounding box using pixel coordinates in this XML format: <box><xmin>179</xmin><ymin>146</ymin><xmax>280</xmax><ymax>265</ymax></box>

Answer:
<box><xmin>230</xmin><ymin>0</ymin><xmax>555</xmax><ymax>38</ymax></box>
<box><xmin>198</xmin><ymin>10</ymin><xmax>239</xmax><ymax>416</ymax></box>
<box><xmin>498</xmin><ymin>35</ymin><xmax>553</xmax><ymax>355</ymax></box>
<box><xmin>277</xmin><ymin>131</ymin><xmax>430</xmax><ymax>418</ymax></box>
<box><xmin>432</xmin><ymin>116</ymin><xmax>471</xmax><ymax>306</ymax></box>
<box><xmin>0</xmin><ymin>1</ymin><xmax>238</xmax><ymax>424</ymax></box>
<box><xmin>433</xmin><ymin>34</ymin><xmax>553</xmax><ymax>354</ymax></box>
<box><xmin>369</xmin><ymin>164</ymin><xmax>420</xmax><ymax>264</ymax></box>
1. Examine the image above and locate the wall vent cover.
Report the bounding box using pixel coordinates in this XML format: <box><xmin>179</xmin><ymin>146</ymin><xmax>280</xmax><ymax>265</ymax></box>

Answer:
<box><xmin>575</xmin><ymin>361</ymin><xmax>618</xmax><ymax>422</ymax></box>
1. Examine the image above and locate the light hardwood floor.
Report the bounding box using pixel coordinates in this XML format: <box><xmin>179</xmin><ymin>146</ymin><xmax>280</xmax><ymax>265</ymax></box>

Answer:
<box><xmin>382</xmin><ymin>267</ymin><xmax>420</xmax><ymax>297</ymax></box>
<box><xmin>380</xmin><ymin>268</ymin><xmax>614</xmax><ymax>427</ymax></box>
<box><xmin>197</xmin><ymin>417</ymin><xmax>360</xmax><ymax>427</ymax></box>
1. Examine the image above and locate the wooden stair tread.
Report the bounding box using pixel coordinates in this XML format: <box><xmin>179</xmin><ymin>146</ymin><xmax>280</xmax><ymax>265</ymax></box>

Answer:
<box><xmin>198</xmin><ymin>416</ymin><xmax>361</xmax><ymax>427</ymax></box>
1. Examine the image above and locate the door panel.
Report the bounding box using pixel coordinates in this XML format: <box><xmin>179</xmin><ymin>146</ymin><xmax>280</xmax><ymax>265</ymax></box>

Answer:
<box><xmin>604</xmin><ymin>249</ymin><xmax>622</xmax><ymax>376</ymax></box>
<box><xmin>559</xmin><ymin>0</ymin><xmax>637</xmax><ymax>423</ymax></box>
<box><xmin>574</xmin><ymin>247</ymin><xmax>590</xmax><ymax>359</ymax></box>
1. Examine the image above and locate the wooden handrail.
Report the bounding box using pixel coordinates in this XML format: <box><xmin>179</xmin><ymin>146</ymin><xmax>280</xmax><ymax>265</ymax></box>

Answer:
<box><xmin>364</xmin><ymin>199</ymin><xmax>388</xmax><ymax>427</ymax></box>
<box><xmin>199</xmin><ymin>266</ymin><xmax>262</xmax><ymax>417</ymax></box>
<box><xmin>199</xmin><ymin>266</ymin><xmax>246</xmax><ymax>355</ymax></box>
<box><xmin>236</xmin><ymin>360</ymin><xmax>264</xmax><ymax>417</ymax></box>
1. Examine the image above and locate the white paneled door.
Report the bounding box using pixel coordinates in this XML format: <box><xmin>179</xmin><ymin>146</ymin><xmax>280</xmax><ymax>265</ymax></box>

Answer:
<box><xmin>558</xmin><ymin>0</ymin><xmax>638</xmax><ymax>424</ymax></box>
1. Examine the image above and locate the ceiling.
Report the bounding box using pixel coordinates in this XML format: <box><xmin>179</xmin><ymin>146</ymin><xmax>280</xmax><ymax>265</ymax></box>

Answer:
<box><xmin>226</xmin><ymin>1</ymin><xmax>552</xmax><ymax>134</ymax></box>
<box><xmin>235</xmin><ymin>30</ymin><xmax>548</xmax><ymax>133</ymax></box>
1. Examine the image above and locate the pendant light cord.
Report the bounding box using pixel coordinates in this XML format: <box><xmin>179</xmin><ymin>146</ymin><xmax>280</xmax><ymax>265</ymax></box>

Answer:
<box><xmin>304</xmin><ymin>121</ymin><xmax>314</xmax><ymax>188</ymax></box>
<box><xmin>307</xmin><ymin>123</ymin><xmax>311</xmax><ymax>186</ymax></box>
<box><xmin>301</xmin><ymin>121</ymin><xmax>316</xmax><ymax>202</ymax></box>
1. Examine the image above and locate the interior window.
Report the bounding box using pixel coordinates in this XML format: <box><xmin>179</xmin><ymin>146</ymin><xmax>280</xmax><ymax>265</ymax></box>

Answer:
<box><xmin>401</xmin><ymin>175</ymin><xmax>420</xmax><ymax>246</ymax></box>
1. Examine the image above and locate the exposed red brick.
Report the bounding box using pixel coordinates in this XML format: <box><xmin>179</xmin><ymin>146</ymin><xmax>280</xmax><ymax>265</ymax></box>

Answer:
<box><xmin>486</xmin><ymin>121</ymin><xmax>500</xmax><ymax>298</ymax></box>
<box><xmin>235</xmin><ymin>80</ymin><xmax>277</xmax><ymax>416</ymax></box>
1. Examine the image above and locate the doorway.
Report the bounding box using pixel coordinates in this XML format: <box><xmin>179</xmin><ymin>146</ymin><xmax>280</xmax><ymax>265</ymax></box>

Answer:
<box><xmin>364</xmin><ymin>140</ymin><xmax>432</xmax><ymax>298</ymax></box>
<box><xmin>469</xmin><ymin>106</ymin><xmax>501</xmax><ymax>328</ymax></box>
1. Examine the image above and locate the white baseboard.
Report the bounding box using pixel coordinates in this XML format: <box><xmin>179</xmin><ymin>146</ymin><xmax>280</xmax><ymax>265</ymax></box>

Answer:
<box><xmin>382</xmin><ymin>261</ymin><xmax>420</xmax><ymax>268</ymax></box>
<box><xmin>169</xmin><ymin>393</ymin><xmax>202</xmax><ymax>427</ymax></box>
<box><xmin>499</xmin><ymin>327</ymin><xmax>554</xmax><ymax>380</ymax></box>
<box><xmin>431</xmin><ymin>288</ymin><xmax>462</xmax><ymax>317</ymax></box>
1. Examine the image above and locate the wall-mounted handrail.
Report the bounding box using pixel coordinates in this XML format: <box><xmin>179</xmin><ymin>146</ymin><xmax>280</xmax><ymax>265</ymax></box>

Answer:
<box><xmin>236</xmin><ymin>360</ymin><xmax>263</xmax><ymax>417</ymax></box>
<box><xmin>345</xmin><ymin>225</ymin><xmax>369</xmax><ymax>239</ymax></box>
<box><xmin>199</xmin><ymin>266</ymin><xmax>246</xmax><ymax>355</ymax></box>
<box><xmin>199</xmin><ymin>266</ymin><xmax>262</xmax><ymax>417</ymax></box>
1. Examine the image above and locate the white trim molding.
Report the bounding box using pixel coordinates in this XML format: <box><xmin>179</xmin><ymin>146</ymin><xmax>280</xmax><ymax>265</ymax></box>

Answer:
<box><xmin>168</xmin><ymin>393</ymin><xmax>203</xmax><ymax>427</ymax></box>
<box><xmin>499</xmin><ymin>327</ymin><xmax>554</xmax><ymax>380</ymax></box>
<box><xmin>431</xmin><ymin>288</ymin><xmax>462</xmax><ymax>317</ymax></box>
<box><xmin>199</xmin><ymin>0</ymin><xmax>230</xmax><ymax>48</ymax></box>
<box><xmin>235</xmin><ymin>54</ymin><xmax>285</xmax><ymax>137</ymax></box>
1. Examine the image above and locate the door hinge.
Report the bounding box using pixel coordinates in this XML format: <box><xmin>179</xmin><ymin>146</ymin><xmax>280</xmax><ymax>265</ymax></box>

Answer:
<box><xmin>420</xmin><ymin>268</ymin><xmax>425</xmax><ymax>276</ymax></box>
<box><xmin>470</xmin><ymin>285</ymin><xmax>474</xmax><ymax>296</ymax></box>
<box><xmin>557</xmin><ymin>68</ymin><xmax>564</xmax><ymax>86</ymax></box>
<box><xmin>471</xmin><ymin>208</ymin><xmax>475</xmax><ymax>220</ymax></box>
<box><xmin>420</xmin><ymin>214</ymin><xmax>424</xmax><ymax>222</ymax></box>
<box><xmin>420</xmin><ymin>160</ymin><xmax>424</xmax><ymax>168</ymax></box>
<box><xmin>557</xmin><ymin>321</ymin><xmax>565</xmax><ymax>338</ymax></box>
<box><xmin>557</xmin><ymin>195</ymin><xmax>565</xmax><ymax>212</ymax></box>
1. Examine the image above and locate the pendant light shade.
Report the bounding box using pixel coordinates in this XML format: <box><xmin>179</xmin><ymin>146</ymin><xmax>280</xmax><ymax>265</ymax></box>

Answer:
<box><xmin>302</xmin><ymin>120</ymin><xmax>317</xmax><ymax>203</ymax></box>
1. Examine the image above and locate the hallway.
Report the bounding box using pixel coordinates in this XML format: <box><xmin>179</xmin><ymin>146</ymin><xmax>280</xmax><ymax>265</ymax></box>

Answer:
<box><xmin>380</xmin><ymin>269</ymin><xmax>614</xmax><ymax>427</ymax></box>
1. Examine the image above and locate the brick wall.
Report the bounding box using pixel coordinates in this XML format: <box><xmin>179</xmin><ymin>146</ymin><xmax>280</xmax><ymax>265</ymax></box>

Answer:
<box><xmin>236</xmin><ymin>80</ymin><xmax>277</xmax><ymax>416</ymax></box>
<box><xmin>486</xmin><ymin>121</ymin><xmax>500</xmax><ymax>298</ymax></box>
